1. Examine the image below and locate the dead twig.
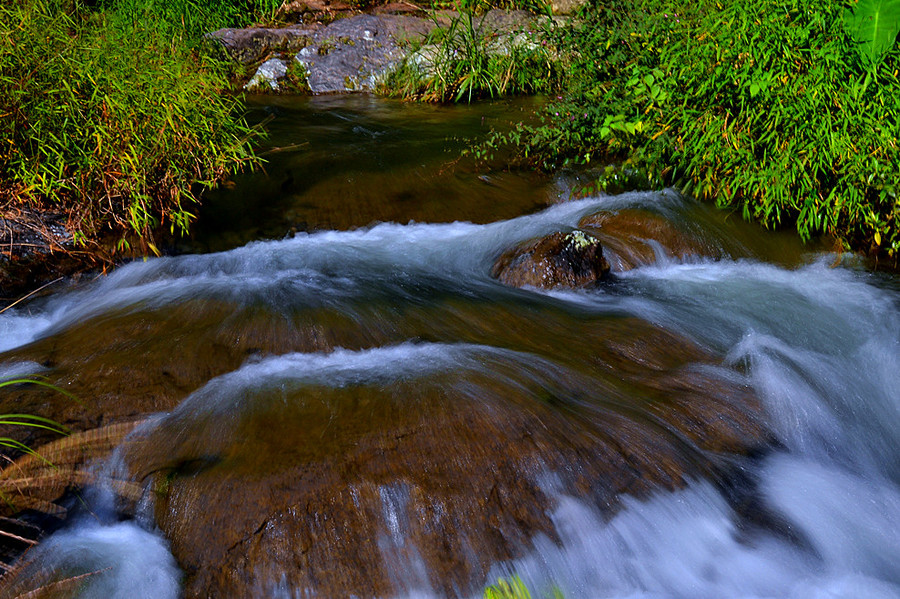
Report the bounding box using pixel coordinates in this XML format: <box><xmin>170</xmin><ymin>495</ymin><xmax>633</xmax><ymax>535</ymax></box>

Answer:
<box><xmin>0</xmin><ymin>278</ymin><xmax>63</xmax><ymax>315</ymax></box>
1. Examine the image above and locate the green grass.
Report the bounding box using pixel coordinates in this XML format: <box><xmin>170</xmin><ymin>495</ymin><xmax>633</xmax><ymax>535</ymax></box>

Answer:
<box><xmin>483</xmin><ymin>575</ymin><xmax>564</xmax><ymax>599</ymax></box>
<box><xmin>378</xmin><ymin>5</ymin><xmax>559</xmax><ymax>102</ymax></box>
<box><xmin>0</xmin><ymin>0</ymin><xmax>271</xmax><ymax>253</ymax></box>
<box><xmin>0</xmin><ymin>378</ymin><xmax>73</xmax><ymax>461</ymax></box>
<box><xmin>101</xmin><ymin>0</ymin><xmax>282</xmax><ymax>41</ymax></box>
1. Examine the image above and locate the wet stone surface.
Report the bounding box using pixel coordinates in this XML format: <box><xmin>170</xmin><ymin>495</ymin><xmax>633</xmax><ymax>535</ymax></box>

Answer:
<box><xmin>0</xmin><ymin>296</ymin><xmax>770</xmax><ymax>596</ymax></box>
<box><xmin>492</xmin><ymin>230</ymin><xmax>611</xmax><ymax>290</ymax></box>
<box><xmin>579</xmin><ymin>208</ymin><xmax>723</xmax><ymax>271</ymax></box>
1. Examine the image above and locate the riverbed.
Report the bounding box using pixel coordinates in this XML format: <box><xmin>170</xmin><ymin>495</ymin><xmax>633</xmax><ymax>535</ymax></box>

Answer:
<box><xmin>1</xmin><ymin>96</ymin><xmax>898</xmax><ymax>599</ymax></box>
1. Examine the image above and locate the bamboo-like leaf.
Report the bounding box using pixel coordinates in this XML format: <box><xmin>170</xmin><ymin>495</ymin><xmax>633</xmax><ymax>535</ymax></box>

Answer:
<box><xmin>0</xmin><ymin>378</ymin><xmax>82</xmax><ymax>406</ymax></box>
<box><xmin>843</xmin><ymin>0</ymin><xmax>900</xmax><ymax>67</ymax></box>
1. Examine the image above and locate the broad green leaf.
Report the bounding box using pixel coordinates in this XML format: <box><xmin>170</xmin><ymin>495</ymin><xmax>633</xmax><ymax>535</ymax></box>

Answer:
<box><xmin>843</xmin><ymin>0</ymin><xmax>900</xmax><ymax>67</ymax></box>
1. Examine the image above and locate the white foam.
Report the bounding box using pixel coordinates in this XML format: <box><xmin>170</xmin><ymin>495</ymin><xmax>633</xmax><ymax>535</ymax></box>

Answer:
<box><xmin>22</xmin><ymin>522</ymin><xmax>181</xmax><ymax>599</ymax></box>
<box><xmin>161</xmin><ymin>341</ymin><xmax>536</xmax><ymax>421</ymax></box>
<box><xmin>0</xmin><ymin>311</ymin><xmax>55</xmax><ymax>353</ymax></box>
<box><xmin>611</xmin><ymin>258</ymin><xmax>898</xmax><ymax>353</ymax></box>
<box><xmin>0</xmin><ymin>191</ymin><xmax>684</xmax><ymax>352</ymax></box>
<box><xmin>486</xmin><ymin>464</ymin><xmax>900</xmax><ymax>599</ymax></box>
<box><xmin>0</xmin><ymin>360</ymin><xmax>47</xmax><ymax>380</ymax></box>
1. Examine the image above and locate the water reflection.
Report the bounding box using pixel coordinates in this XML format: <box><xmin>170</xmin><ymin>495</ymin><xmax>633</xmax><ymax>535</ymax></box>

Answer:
<box><xmin>187</xmin><ymin>96</ymin><xmax>555</xmax><ymax>253</ymax></box>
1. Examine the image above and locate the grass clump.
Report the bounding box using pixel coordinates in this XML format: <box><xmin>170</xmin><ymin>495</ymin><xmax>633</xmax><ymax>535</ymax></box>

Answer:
<box><xmin>484</xmin><ymin>575</ymin><xmax>533</xmax><ymax>599</ymax></box>
<box><xmin>379</xmin><ymin>3</ymin><xmax>560</xmax><ymax>102</ymax></box>
<box><xmin>482</xmin><ymin>0</ymin><xmax>900</xmax><ymax>261</ymax></box>
<box><xmin>102</xmin><ymin>0</ymin><xmax>282</xmax><ymax>42</ymax></box>
<box><xmin>0</xmin><ymin>0</ymin><xmax>267</xmax><ymax>253</ymax></box>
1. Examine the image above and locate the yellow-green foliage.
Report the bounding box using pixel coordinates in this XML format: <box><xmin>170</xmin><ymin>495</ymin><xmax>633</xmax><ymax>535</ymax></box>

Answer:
<box><xmin>484</xmin><ymin>575</ymin><xmax>565</xmax><ymax>599</ymax></box>
<box><xmin>0</xmin><ymin>0</ymin><xmax>261</xmax><ymax>251</ymax></box>
<box><xmin>487</xmin><ymin>0</ymin><xmax>900</xmax><ymax>260</ymax></box>
<box><xmin>484</xmin><ymin>575</ymin><xmax>532</xmax><ymax>599</ymax></box>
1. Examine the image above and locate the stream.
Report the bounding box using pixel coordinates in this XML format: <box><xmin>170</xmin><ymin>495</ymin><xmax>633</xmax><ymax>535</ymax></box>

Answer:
<box><xmin>1</xmin><ymin>96</ymin><xmax>899</xmax><ymax>599</ymax></box>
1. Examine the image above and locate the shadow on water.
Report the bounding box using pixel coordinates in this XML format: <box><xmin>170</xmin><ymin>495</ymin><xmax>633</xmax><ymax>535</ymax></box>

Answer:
<box><xmin>185</xmin><ymin>95</ymin><xmax>557</xmax><ymax>254</ymax></box>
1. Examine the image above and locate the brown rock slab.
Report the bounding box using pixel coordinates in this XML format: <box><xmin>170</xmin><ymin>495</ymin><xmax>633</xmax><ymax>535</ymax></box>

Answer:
<box><xmin>579</xmin><ymin>209</ymin><xmax>721</xmax><ymax>271</ymax></box>
<box><xmin>121</xmin><ymin>347</ymin><xmax>766</xmax><ymax>598</ymax></box>
<box><xmin>0</xmin><ymin>288</ymin><xmax>771</xmax><ymax>597</ymax></box>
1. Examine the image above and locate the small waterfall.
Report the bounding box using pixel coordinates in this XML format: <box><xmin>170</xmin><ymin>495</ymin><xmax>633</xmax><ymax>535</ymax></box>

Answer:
<box><xmin>1</xmin><ymin>98</ymin><xmax>898</xmax><ymax>598</ymax></box>
<box><xmin>483</xmin><ymin>257</ymin><xmax>900</xmax><ymax>599</ymax></box>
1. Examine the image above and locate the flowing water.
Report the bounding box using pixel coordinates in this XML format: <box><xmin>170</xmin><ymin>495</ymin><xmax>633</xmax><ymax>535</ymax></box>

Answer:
<box><xmin>0</xmin><ymin>97</ymin><xmax>898</xmax><ymax>599</ymax></box>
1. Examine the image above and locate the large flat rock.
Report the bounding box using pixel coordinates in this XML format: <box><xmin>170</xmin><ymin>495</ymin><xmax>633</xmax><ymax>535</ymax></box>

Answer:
<box><xmin>208</xmin><ymin>10</ymin><xmax>543</xmax><ymax>93</ymax></box>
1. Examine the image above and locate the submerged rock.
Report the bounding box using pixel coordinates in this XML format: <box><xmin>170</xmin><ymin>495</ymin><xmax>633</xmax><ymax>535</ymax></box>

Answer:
<box><xmin>491</xmin><ymin>230</ymin><xmax>611</xmax><ymax>289</ymax></box>
<box><xmin>117</xmin><ymin>326</ymin><xmax>768</xmax><ymax>598</ymax></box>
<box><xmin>0</xmin><ymin>290</ymin><xmax>771</xmax><ymax>597</ymax></box>
<box><xmin>579</xmin><ymin>208</ymin><xmax>721</xmax><ymax>271</ymax></box>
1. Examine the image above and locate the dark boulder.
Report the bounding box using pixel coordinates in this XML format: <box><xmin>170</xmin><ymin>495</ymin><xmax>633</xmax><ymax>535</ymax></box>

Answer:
<box><xmin>491</xmin><ymin>230</ymin><xmax>611</xmax><ymax>289</ymax></box>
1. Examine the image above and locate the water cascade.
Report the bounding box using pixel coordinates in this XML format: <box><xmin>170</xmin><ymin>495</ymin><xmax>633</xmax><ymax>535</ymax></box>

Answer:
<box><xmin>0</xmin><ymin>97</ymin><xmax>897</xmax><ymax>599</ymax></box>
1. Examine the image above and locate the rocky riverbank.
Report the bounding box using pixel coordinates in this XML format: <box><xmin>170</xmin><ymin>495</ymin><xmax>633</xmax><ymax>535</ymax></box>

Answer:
<box><xmin>209</xmin><ymin>8</ymin><xmax>558</xmax><ymax>94</ymax></box>
<box><xmin>0</xmin><ymin>210</ymin><xmax>97</xmax><ymax>305</ymax></box>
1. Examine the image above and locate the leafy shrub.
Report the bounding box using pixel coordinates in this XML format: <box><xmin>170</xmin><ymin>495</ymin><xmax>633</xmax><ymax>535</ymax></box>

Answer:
<box><xmin>485</xmin><ymin>0</ymin><xmax>900</xmax><ymax>259</ymax></box>
<box><xmin>0</xmin><ymin>0</ymin><xmax>261</xmax><ymax>252</ymax></box>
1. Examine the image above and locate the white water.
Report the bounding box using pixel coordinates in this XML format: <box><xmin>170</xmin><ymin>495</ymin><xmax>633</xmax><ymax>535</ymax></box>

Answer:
<box><xmin>0</xmin><ymin>193</ymin><xmax>674</xmax><ymax>351</ymax></box>
<box><xmin>501</xmin><ymin>244</ymin><xmax>900</xmax><ymax>598</ymax></box>
<box><xmin>9</xmin><ymin>522</ymin><xmax>181</xmax><ymax>599</ymax></box>
<box><xmin>492</xmin><ymin>461</ymin><xmax>900</xmax><ymax>599</ymax></box>
<box><xmin>2</xmin><ymin>190</ymin><xmax>899</xmax><ymax>598</ymax></box>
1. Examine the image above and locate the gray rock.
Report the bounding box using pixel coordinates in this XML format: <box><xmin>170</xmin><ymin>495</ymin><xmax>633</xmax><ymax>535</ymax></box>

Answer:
<box><xmin>206</xmin><ymin>26</ymin><xmax>316</xmax><ymax>65</ymax></box>
<box><xmin>210</xmin><ymin>11</ymin><xmax>552</xmax><ymax>95</ymax></box>
<box><xmin>475</xmin><ymin>8</ymin><xmax>539</xmax><ymax>33</ymax></box>
<box><xmin>295</xmin><ymin>15</ymin><xmax>417</xmax><ymax>93</ymax></box>
<box><xmin>244</xmin><ymin>58</ymin><xmax>290</xmax><ymax>92</ymax></box>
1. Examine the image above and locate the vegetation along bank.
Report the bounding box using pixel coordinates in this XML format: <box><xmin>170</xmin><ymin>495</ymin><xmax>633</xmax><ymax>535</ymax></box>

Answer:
<box><xmin>481</xmin><ymin>0</ymin><xmax>900</xmax><ymax>266</ymax></box>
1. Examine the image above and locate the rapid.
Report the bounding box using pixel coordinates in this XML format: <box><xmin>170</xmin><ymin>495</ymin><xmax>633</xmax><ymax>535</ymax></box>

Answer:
<box><xmin>0</xmin><ymin>97</ymin><xmax>897</xmax><ymax>599</ymax></box>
